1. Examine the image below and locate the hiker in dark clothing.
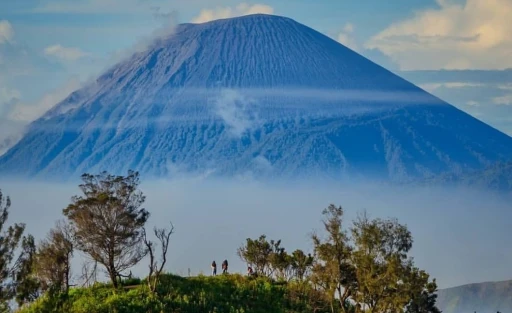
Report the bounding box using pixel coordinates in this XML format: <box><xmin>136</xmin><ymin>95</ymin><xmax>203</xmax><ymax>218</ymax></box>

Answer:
<box><xmin>222</xmin><ymin>260</ymin><xmax>228</xmax><ymax>274</ymax></box>
<box><xmin>211</xmin><ymin>261</ymin><xmax>217</xmax><ymax>276</ymax></box>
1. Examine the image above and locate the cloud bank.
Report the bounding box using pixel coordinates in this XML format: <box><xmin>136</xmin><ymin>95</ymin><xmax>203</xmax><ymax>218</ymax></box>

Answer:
<box><xmin>7</xmin><ymin>77</ymin><xmax>82</xmax><ymax>123</ymax></box>
<box><xmin>1</xmin><ymin>177</ymin><xmax>511</xmax><ymax>289</ymax></box>
<box><xmin>366</xmin><ymin>0</ymin><xmax>512</xmax><ymax>70</ymax></box>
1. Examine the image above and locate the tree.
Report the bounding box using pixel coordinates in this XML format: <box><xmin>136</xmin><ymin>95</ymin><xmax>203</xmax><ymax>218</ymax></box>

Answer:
<box><xmin>237</xmin><ymin>235</ymin><xmax>274</xmax><ymax>277</ymax></box>
<box><xmin>14</xmin><ymin>234</ymin><xmax>40</xmax><ymax>307</ymax></box>
<box><xmin>289</xmin><ymin>249</ymin><xmax>314</xmax><ymax>282</ymax></box>
<box><xmin>78</xmin><ymin>260</ymin><xmax>98</xmax><ymax>288</ymax></box>
<box><xmin>35</xmin><ymin>220</ymin><xmax>74</xmax><ymax>293</ymax></box>
<box><xmin>405</xmin><ymin>279</ymin><xmax>442</xmax><ymax>313</ymax></box>
<box><xmin>142</xmin><ymin>222</ymin><xmax>174</xmax><ymax>292</ymax></box>
<box><xmin>311</xmin><ymin>204</ymin><xmax>357</xmax><ymax>313</ymax></box>
<box><xmin>0</xmin><ymin>189</ymin><xmax>38</xmax><ymax>311</ymax></box>
<box><xmin>62</xmin><ymin>170</ymin><xmax>150</xmax><ymax>288</ymax></box>
<box><xmin>350</xmin><ymin>213</ymin><xmax>435</xmax><ymax>313</ymax></box>
<box><xmin>268</xmin><ymin>239</ymin><xmax>291</xmax><ymax>280</ymax></box>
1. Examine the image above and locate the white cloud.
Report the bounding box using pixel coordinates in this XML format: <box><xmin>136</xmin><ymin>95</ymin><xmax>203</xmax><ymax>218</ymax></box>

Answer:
<box><xmin>419</xmin><ymin>82</ymin><xmax>486</xmax><ymax>92</ymax></box>
<box><xmin>212</xmin><ymin>88</ymin><xmax>260</xmax><ymax>137</ymax></box>
<box><xmin>498</xmin><ymin>83</ymin><xmax>512</xmax><ymax>91</ymax></box>
<box><xmin>0</xmin><ymin>119</ymin><xmax>25</xmax><ymax>156</ymax></box>
<box><xmin>493</xmin><ymin>94</ymin><xmax>512</xmax><ymax>105</ymax></box>
<box><xmin>336</xmin><ymin>23</ymin><xmax>358</xmax><ymax>51</ymax></box>
<box><xmin>0</xmin><ymin>20</ymin><xmax>13</xmax><ymax>44</ymax></box>
<box><xmin>335</xmin><ymin>23</ymin><xmax>359</xmax><ymax>51</ymax></box>
<box><xmin>343</xmin><ymin>23</ymin><xmax>354</xmax><ymax>33</ymax></box>
<box><xmin>8</xmin><ymin>77</ymin><xmax>82</xmax><ymax>122</ymax></box>
<box><xmin>366</xmin><ymin>0</ymin><xmax>512</xmax><ymax>70</ymax></box>
<box><xmin>44</xmin><ymin>44</ymin><xmax>90</xmax><ymax>62</ymax></box>
<box><xmin>191</xmin><ymin>3</ymin><xmax>274</xmax><ymax>23</ymax></box>
<box><xmin>0</xmin><ymin>87</ymin><xmax>20</xmax><ymax>106</ymax></box>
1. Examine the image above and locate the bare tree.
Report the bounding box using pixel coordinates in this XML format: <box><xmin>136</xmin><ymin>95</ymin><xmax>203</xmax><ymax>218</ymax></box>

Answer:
<box><xmin>79</xmin><ymin>260</ymin><xmax>98</xmax><ymax>288</ymax></box>
<box><xmin>63</xmin><ymin>170</ymin><xmax>150</xmax><ymax>288</ymax></box>
<box><xmin>142</xmin><ymin>222</ymin><xmax>174</xmax><ymax>292</ymax></box>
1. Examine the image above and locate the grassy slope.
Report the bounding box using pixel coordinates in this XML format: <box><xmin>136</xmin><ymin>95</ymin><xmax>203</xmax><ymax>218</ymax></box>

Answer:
<box><xmin>17</xmin><ymin>273</ymin><xmax>327</xmax><ymax>313</ymax></box>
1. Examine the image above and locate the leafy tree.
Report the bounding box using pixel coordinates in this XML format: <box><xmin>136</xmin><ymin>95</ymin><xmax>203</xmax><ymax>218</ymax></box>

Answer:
<box><xmin>289</xmin><ymin>249</ymin><xmax>314</xmax><ymax>282</ymax></box>
<box><xmin>350</xmin><ymin>212</ymin><xmax>436</xmax><ymax>313</ymax></box>
<box><xmin>0</xmin><ymin>189</ymin><xmax>37</xmax><ymax>311</ymax></box>
<box><xmin>405</xmin><ymin>279</ymin><xmax>442</xmax><ymax>313</ymax></box>
<box><xmin>268</xmin><ymin>239</ymin><xmax>291</xmax><ymax>280</ymax></box>
<box><xmin>237</xmin><ymin>235</ymin><xmax>274</xmax><ymax>277</ymax></box>
<box><xmin>35</xmin><ymin>220</ymin><xmax>74</xmax><ymax>293</ymax></box>
<box><xmin>142</xmin><ymin>222</ymin><xmax>174</xmax><ymax>292</ymax></box>
<box><xmin>311</xmin><ymin>204</ymin><xmax>356</xmax><ymax>313</ymax></box>
<box><xmin>62</xmin><ymin>170</ymin><xmax>150</xmax><ymax>288</ymax></box>
<box><xmin>13</xmin><ymin>234</ymin><xmax>40</xmax><ymax>307</ymax></box>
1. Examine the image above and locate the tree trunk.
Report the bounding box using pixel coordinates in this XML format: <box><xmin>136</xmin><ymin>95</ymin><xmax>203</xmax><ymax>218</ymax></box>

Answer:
<box><xmin>109</xmin><ymin>268</ymin><xmax>118</xmax><ymax>289</ymax></box>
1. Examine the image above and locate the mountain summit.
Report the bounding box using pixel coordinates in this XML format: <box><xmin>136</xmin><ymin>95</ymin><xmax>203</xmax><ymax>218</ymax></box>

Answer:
<box><xmin>1</xmin><ymin>14</ymin><xmax>511</xmax><ymax>182</ymax></box>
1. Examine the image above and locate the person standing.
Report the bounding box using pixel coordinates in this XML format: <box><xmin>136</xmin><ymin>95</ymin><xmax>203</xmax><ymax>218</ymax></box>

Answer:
<box><xmin>211</xmin><ymin>261</ymin><xmax>217</xmax><ymax>276</ymax></box>
<box><xmin>222</xmin><ymin>259</ymin><xmax>228</xmax><ymax>274</ymax></box>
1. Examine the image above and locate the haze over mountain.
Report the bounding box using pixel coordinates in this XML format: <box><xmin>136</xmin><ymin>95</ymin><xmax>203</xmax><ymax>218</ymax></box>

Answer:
<box><xmin>1</xmin><ymin>14</ymin><xmax>511</xmax><ymax>184</ymax></box>
<box><xmin>437</xmin><ymin>279</ymin><xmax>512</xmax><ymax>313</ymax></box>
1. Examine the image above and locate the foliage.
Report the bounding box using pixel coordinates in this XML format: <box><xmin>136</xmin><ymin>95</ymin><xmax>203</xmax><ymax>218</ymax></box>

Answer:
<box><xmin>34</xmin><ymin>220</ymin><xmax>74</xmax><ymax>293</ymax></box>
<box><xmin>0</xmin><ymin>189</ymin><xmax>36</xmax><ymax>311</ymax></box>
<box><xmin>350</xmin><ymin>212</ymin><xmax>436</xmax><ymax>313</ymax></box>
<box><xmin>13</xmin><ymin>235</ymin><xmax>40</xmax><ymax>307</ymax></box>
<box><xmin>405</xmin><ymin>279</ymin><xmax>442</xmax><ymax>313</ymax></box>
<box><xmin>18</xmin><ymin>274</ymin><xmax>336</xmax><ymax>313</ymax></box>
<box><xmin>237</xmin><ymin>235</ymin><xmax>315</xmax><ymax>283</ymax></box>
<box><xmin>289</xmin><ymin>249</ymin><xmax>314</xmax><ymax>282</ymax></box>
<box><xmin>62</xmin><ymin>170</ymin><xmax>149</xmax><ymax>288</ymax></box>
<box><xmin>237</xmin><ymin>235</ymin><xmax>274</xmax><ymax>276</ymax></box>
<box><xmin>311</xmin><ymin>204</ymin><xmax>356</xmax><ymax>313</ymax></box>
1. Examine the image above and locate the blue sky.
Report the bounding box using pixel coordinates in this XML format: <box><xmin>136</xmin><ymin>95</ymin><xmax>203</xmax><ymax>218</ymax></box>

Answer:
<box><xmin>0</xmin><ymin>0</ymin><xmax>511</xmax><ymax>139</ymax></box>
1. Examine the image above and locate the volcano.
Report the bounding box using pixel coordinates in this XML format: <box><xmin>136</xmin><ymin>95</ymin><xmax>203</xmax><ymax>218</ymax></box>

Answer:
<box><xmin>1</xmin><ymin>14</ymin><xmax>511</xmax><ymax>184</ymax></box>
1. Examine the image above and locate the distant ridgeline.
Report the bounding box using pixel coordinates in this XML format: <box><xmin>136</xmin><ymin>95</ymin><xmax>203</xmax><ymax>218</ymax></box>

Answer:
<box><xmin>436</xmin><ymin>280</ymin><xmax>512</xmax><ymax>313</ymax></box>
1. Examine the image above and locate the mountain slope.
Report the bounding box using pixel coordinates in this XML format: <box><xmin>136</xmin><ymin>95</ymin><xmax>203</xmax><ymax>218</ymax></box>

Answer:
<box><xmin>1</xmin><ymin>14</ymin><xmax>511</xmax><ymax>182</ymax></box>
<box><xmin>437</xmin><ymin>280</ymin><xmax>512</xmax><ymax>313</ymax></box>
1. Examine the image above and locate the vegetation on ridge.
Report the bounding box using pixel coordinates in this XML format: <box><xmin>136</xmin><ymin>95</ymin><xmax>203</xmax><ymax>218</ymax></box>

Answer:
<box><xmin>1</xmin><ymin>170</ymin><xmax>441</xmax><ymax>313</ymax></box>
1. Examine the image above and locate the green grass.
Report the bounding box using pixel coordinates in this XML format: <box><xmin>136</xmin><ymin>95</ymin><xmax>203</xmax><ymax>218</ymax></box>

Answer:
<box><xmin>17</xmin><ymin>273</ymin><xmax>330</xmax><ymax>313</ymax></box>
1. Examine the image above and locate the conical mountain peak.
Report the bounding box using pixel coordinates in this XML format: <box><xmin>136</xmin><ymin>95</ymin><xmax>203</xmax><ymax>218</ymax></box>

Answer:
<box><xmin>0</xmin><ymin>14</ymin><xmax>510</xmax><ymax>186</ymax></box>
